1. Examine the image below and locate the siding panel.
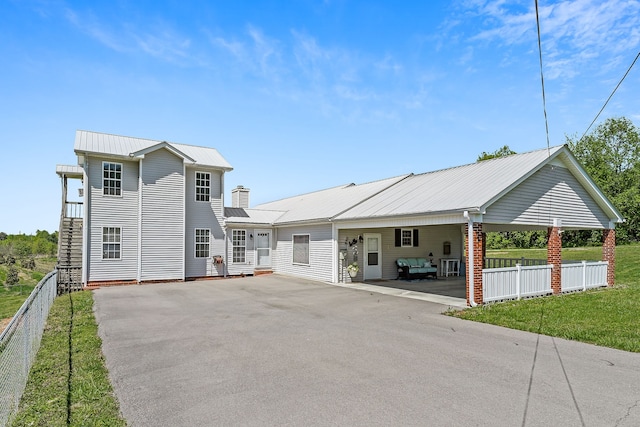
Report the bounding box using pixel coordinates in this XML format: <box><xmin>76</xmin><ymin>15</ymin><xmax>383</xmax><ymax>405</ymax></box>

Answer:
<box><xmin>140</xmin><ymin>149</ymin><xmax>184</xmax><ymax>281</ymax></box>
<box><xmin>485</xmin><ymin>165</ymin><xmax>611</xmax><ymax>229</ymax></box>
<box><xmin>185</xmin><ymin>168</ymin><xmax>225</xmax><ymax>278</ymax></box>
<box><xmin>86</xmin><ymin>157</ymin><xmax>139</xmax><ymax>282</ymax></box>
<box><xmin>274</xmin><ymin>225</ymin><xmax>333</xmax><ymax>282</ymax></box>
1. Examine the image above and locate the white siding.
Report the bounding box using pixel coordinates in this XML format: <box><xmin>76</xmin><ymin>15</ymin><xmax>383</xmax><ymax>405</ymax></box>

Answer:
<box><xmin>273</xmin><ymin>224</ymin><xmax>334</xmax><ymax>282</ymax></box>
<box><xmin>140</xmin><ymin>149</ymin><xmax>184</xmax><ymax>281</ymax></box>
<box><xmin>484</xmin><ymin>165</ymin><xmax>611</xmax><ymax>229</ymax></box>
<box><xmin>185</xmin><ymin>167</ymin><xmax>225</xmax><ymax>278</ymax></box>
<box><xmin>337</xmin><ymin>225</ymin><xmax>463</xmax><ymax>281</ymax></box>
<box><xmin>86</xmin><ymin>157</ymin><xmax>139</xmax><ymax>282</ymax></box>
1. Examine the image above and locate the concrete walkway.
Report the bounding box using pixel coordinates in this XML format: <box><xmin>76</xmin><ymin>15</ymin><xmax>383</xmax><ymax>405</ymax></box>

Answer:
<box><xmin>94</xmin><ymin>274</ymin><xmax>640</xmax><ymax>427</ymax></box>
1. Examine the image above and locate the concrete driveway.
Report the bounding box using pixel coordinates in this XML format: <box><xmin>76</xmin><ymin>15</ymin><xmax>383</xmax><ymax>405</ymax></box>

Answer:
<box><xmin>93</xmin><ymin>275</ymin><xmax>640</xmax><ymax>427</ymax></box>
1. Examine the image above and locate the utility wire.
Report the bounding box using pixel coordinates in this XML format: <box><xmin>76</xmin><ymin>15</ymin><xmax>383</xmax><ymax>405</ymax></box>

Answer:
<box><xmin>535</xmin><ymin>0</ymin><xmax>551</xmax><ymax>155</ymax></box>
<box><xmin>580</xmin><ymin>50</ymin><xmax>640</xmax><ymax>141</ymax></box>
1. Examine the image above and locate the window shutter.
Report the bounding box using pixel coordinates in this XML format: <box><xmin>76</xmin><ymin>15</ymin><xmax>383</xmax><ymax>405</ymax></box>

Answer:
<box><xmin>413</xmin><ymin>229</ymin><xmax>419</xmax><ymax>247</ymax></box>
<box><xmin>395</xmin><ymin>229</ymin><xmax>401</xmax><ymax>247</ymax></box>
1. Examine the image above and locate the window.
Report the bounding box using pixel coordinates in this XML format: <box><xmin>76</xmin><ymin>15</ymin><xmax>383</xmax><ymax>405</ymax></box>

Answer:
<box><xmin>195</xmin><ymin>172</ymin><xmax>211</xmax><ymax>202</ymax></box>
<box><xmin>395</xmin><ymin>228</ymin><xmax>419</xmax><ymax>247</ymax></box>
<box><xmin>293</xmin><ymin>234</ymin><xmax>310</xmax><ymax>265</ymax></box>
<box><xmin>401</xmin><ymin>229</ymin><xmax>413</xmax><ymax>247</ymax></box>
<box><xmin>232</xmin><ymin>230</ymin><xmax>246</xmax><ymax>263</ymax></box>
<box><xmin>102</xmin><ymin>227</ymin><xmax>121</xmax><ymax>259</ymax></box>
<box><xmin>195</xmin><ymin>229</ymin><xmax>210</xmax><ymax>258</ymax></box>
<box><xmin>103</xmin><ymin>162</ymin><xmax>122</xmax><ymax>196</ymax></box>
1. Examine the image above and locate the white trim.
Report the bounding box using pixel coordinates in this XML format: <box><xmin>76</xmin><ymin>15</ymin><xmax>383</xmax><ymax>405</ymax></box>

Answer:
<box><xmin>137</xmin><ymin>160</ymin><xmax>142</xmax><ymax>282</ymax></box>
<box><xmin>181</xmin><ymin>163</ymin><xmax>186</xmax><ymax>281</ymax></box>
<box><xmin>102</xmin><ymin>161</ymin><xmax>123</xmax><ymax>197</ymax></box>
<box><xmin>363</xmin><ymin>233</ymin><xmax>382</xmax><ymax>280</ymax></box>
<box><xmin>400</xmin><ymin>228</ymin><xmax>414</xmax><ymax>247</ymax></box>
<box><xmin>81</xmin><ymin>160</ymin><xmax>89</xmax><ymax>285</ymax></box>
<box><xmin>331</xmin><ymin>223</ymin><xmax>338</xmax><ymax>283</ymax></box>
<box><xmin>194</xmin><ymin>228</ymin><xmax>211</xmax><ymax>258</ymax></box>
<box><xmin>292</xmin><ymin>233</ymin><xmax>310</xmax><ymax>266</ymax></box>
<box><xmin>101</xmin><ymin>226</ymin><xmax>122</xmax><ymax>260</ymax></box>
<box><xmin>195</xmin><ymin>170</ymin><xmax>211</xmax><ymax>202</ymax></box>
<box><xmin>232</xmin><ymin>229</ymin><xmax>247</xmax><ymax>263</ymax></box>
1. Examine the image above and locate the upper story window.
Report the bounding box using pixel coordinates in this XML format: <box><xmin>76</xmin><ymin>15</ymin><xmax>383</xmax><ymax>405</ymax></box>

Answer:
<box><xmin>103</xmin><ymin>162</ymin><xmax>122</xmax><ymax>196</ymax></box>
<box><xmin>195</xmin><ymin>172</ymin><xmax>211</xmax><ymax>202</ymax></box>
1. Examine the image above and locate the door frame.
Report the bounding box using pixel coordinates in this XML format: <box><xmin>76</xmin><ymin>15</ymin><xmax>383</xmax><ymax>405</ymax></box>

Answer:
<box><xmin>255</xmin><ymin>230</ymin><xmax>272</xmax><ymax>268</ymax></box>
<box><xmin>363</xmin><ymin>233</ymin><xmax>382</xmax><ymax>280</ymax></box>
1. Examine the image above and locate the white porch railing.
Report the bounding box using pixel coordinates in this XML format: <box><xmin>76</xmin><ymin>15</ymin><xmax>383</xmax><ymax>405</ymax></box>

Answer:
<box><xmin>483</xmin><ymin>261</ymin><xmax>609</xmax><ymax>303</ymax></box>
<box><xmin>483</xmin><ymin>265</ymin><xmax>552</xmax><ymax>302</ymax></box>
<box><xmin>561</xmin><ymin>261</ymin><xmax>608</xmax><ymax>292</ymax></box>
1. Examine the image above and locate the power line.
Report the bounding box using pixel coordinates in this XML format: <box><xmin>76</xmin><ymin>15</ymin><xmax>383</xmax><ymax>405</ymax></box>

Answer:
<box><xmin>580</xmin><ymin>50</ymin><xmax>640</xmax><ymax>141</ymax></box>
<box><xmin>534</xmin><ymin>0</ymin><xmax>550</xmax><ymax>154</ymax></box>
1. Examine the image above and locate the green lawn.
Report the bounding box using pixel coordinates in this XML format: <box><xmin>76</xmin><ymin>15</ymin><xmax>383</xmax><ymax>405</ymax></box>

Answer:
<box><xmin>1</xmin><ymin>257</ymin><xmax>57</xmax><ymax>319</ymax></box>
<box><xmin>10</xmin><ymin>291</ymin><xmax>126</xmax><ymax>427</ymax></box>
<box><xmin>451</xmin><ymin>244</ymin><xmax>640</xmax><ymax>352</ymax></box>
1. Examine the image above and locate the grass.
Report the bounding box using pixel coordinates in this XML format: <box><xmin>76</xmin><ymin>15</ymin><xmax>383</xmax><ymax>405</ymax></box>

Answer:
<box><xmin>451</xmin><ymin>243</ymin><xmax>640</xmax><ymax>352</ymax></box>
<box><xmin>1</xmin><ymin>257</ymin><xmax>57</xmax><ymax>319</ymax></box>
<box><xmin>10</xmin><ymin>291</ymin><xmax>127</xmax><ymax>427</ymax></box>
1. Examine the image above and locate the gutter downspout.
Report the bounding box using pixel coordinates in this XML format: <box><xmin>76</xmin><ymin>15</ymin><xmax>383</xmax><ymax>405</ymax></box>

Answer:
<box><xmin>464</xmin><ymin>210</ymin><xmax>477</xmax><ymax>307</ymax></box>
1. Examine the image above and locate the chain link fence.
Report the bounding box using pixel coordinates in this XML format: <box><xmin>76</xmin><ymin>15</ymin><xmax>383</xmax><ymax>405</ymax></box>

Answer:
<box><xmin>0</xmin><ymin>271</ymin><xmax>57</xmax><ymax>427</ymax></box>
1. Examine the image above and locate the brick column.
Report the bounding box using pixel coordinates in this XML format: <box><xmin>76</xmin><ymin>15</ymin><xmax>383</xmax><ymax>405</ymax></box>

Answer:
<box><xmin>547</xmin><ymin>225</ymin><xmax>562</xmax><ymax>294</ymax></box>
<box><xmin>465</xmin><ymin>222</ymin><xmax>484</xmax><ymax>305</ymax></box>
<box><xmin>603</xmin><ymin>228</ymin><xmax>615</xmax><ymax>287</ymax></box>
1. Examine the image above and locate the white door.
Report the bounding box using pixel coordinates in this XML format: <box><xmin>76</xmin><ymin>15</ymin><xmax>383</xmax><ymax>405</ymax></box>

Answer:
<box><xmin>364</xmin><ymin>233</ymin><xmax>382</xmax><ymax>280</ymax></box>
<box><xmin>256</xmin><ymin>231</ymin><xmax>271</xmax><ymax>267</ymax></box>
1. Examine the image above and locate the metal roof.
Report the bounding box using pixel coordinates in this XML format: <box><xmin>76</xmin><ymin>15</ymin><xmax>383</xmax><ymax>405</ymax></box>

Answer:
<box><xmin>249</xmin><ymin>145</ymin><xmax>623</xmax><ymax>226</ymax></box>
<box><xmin>253</xmin><ymin>175</ymin><xmax>409</xmax><ymax>224</ymax></box>
<box><xmin>334</xmin><ymin>146</ymin><xmax>565</xmax><ymax>220</ymax></box>
<box><xmin>224</xmin><ymin>208</ymin><xmax>286</xmax><ymax>225</ymax></box>
<box><xmin>74</xmin><ymin>130</ymin><xmax>233</xmax><ymax>170</ymax></box>
<box><xmin>55</xmin><ymin>164</ymin><xmax>84</xmax><ymax>177</ymax></box>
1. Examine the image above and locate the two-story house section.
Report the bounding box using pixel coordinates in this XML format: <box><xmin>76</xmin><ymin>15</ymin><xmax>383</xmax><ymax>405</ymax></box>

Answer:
<box><xmin>70</xmin><ymin>130</ymin><xmax>233</xmax><ymax>286</ymax></box>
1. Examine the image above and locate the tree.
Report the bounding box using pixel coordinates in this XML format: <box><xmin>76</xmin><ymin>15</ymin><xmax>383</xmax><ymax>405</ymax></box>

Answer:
<box><xmin>477</xmin><ymin>145</ymin><xmax>517</xmax><ymax>162</ymax></box>
<box><xmin>567</xmin><ymin>117</ymin><xmax>640</xmax><ymax>243</ymax></box>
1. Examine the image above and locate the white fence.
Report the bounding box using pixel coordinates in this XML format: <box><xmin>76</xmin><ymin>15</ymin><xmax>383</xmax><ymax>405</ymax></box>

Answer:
<box><xmin>483</xmin><ymin>261</ymin><xmax>608</xmax><ymax>303</ymax></box>
<box><xmin>561</xmin><ymin>261</ymin><xmax>608</xmax><ymax>292</ymax></box>
<box><xmin>0</xmin><ymin>271</ymin><xmax>57</xmax><ymax>427</ymax></box>
<box><xmin>483</xmin><ymin>265</ymin><xmax>552</xmax><ymax>302</ymax></box>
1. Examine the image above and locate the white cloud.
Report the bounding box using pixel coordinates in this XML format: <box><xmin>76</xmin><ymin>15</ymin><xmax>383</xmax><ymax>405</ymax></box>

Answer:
<box><xmin>464</xmin><ymin>0</ymin><xmax>640</xmax><ymax>80</ymax></box>
<box><xmin>64</xmin><ymin>7</ymin><xmax>192</xmax><ymax>63</ymax></box>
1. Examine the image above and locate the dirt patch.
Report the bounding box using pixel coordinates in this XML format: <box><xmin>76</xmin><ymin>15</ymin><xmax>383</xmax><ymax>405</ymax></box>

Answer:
<box><xmin>0</xmin><ymin>317</ymin><xmax>12</xmax><ymax>335</ymax></box>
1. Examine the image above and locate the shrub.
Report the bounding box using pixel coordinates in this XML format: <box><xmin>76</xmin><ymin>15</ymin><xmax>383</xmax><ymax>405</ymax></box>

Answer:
<box><xmin>21</xmin><ymin>257</ymin><xmax>36</xmax><ymax>270</ymax></box>
<box><xmin>6</xmin><ymin>265</ymin><xmax>19</xmax><ymax>286</ymax></box>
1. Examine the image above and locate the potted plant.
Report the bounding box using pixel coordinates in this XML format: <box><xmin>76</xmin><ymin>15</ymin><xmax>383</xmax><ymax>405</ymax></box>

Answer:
<box><xmin>347</xmin><ymin>262</ymin><xmax>359</xmax><ymax>278</ymax></box>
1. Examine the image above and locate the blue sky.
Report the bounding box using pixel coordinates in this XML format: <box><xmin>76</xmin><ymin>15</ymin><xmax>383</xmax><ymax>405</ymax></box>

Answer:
<box><xmin>1</xmin><ymin>0</ymin><xmax>638</xmax><ymax>235</ymax></box>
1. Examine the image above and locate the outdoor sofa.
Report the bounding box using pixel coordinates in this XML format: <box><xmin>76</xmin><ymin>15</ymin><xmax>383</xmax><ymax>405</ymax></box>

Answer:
<box><xmin>396</xmin><ymin>258</ymin><xmax>437</xmax><ymax>280</ymax></box>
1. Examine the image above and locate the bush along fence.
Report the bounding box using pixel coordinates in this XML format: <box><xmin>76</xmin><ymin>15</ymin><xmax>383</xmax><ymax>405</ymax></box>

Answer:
<box><xmin>0</xmin><ymin>271</ymin><xmax>57</xmax><ymax>426</ymax></box>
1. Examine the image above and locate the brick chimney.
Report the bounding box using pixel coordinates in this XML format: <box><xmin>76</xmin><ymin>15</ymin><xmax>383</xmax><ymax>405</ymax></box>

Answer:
<box><xmin>232</xmin><ymin>185</ymin><xmax>250</xmax><ymax>208</ymax></box>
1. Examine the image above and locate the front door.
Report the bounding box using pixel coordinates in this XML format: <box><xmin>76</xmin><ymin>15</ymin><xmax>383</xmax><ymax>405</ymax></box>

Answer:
<box><xmin>364</xmin><ymin>233</ymin><xmax>382</xmax><ymax>280</ymax></box>
<box><xmin>256</xmin><ymin>231</ymin><xmax>271</xmax><ymax>267</ymax></box>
